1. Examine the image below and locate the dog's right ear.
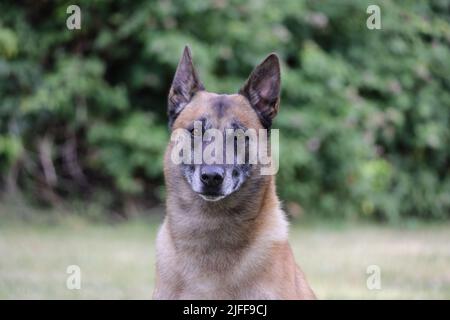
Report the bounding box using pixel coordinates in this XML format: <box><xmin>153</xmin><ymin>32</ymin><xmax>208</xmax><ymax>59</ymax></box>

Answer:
<box><xmin>168</xmin><ymin>46</ymin><xmax>204</xmax><ymax>128</ymax></box>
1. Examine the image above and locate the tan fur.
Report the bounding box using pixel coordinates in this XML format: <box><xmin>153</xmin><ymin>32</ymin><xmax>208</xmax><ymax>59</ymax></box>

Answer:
<box><xmin>153</xmin><ymin>90</ymin><xmax>315</xmax><ymax>300</ymax></box>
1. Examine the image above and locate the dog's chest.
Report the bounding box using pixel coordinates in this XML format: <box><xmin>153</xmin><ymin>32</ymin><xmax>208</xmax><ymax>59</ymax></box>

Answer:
<box><xmin>176</xmin><ymin>251</ymin><xmax>265</xmax><ymax>299</ymax></box>
<box><xmin>172</xmin><ymin>233</ymin><xmax>274</xmax><ymax>299</ymax></box>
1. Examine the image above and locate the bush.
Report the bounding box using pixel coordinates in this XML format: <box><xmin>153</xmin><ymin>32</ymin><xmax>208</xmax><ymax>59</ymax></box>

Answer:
<box><xmin>0</xmin><ymin>0</ymin><xmax>449</xmax><ymax>221</ymax></box>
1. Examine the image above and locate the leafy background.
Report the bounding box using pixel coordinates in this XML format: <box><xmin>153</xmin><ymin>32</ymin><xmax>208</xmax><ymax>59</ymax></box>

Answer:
<box><xmin>0</xmin><ymin>0</ymin><xmax>449</xmax><ymax>222</ymax></box>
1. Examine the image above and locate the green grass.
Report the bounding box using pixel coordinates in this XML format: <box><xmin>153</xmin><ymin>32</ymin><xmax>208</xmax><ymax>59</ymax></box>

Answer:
<box><xmin>1</xmin><ymin>213</ymin><xmax>449</xmax><ymax>299</ymax></box>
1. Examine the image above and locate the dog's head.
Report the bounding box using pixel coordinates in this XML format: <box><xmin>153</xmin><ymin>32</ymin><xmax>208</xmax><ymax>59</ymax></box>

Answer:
<box><xmin>165</xmin><ymin>46</ymin><xmax>280</xmax><ymax>202</ymax></box>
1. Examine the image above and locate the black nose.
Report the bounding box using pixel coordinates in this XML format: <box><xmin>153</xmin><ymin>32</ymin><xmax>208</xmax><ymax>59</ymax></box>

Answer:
<box><xmin>200</xmin><ymin>166</ymin><xmax>224</xmax><ymax>188</ymax></box>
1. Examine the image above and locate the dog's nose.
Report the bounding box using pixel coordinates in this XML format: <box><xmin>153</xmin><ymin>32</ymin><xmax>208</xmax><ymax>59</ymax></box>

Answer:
<box><xmin>200</xmin><ymin>166</ymin><xmax>224</xmax><ymax>188</ymax></box>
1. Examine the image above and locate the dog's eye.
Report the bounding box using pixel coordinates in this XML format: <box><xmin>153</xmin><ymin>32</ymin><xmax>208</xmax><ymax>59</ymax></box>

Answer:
<box><xmin>191</xmin><ymin>128</ymin><xmax>202</xmax><ymax>137</ymax></box>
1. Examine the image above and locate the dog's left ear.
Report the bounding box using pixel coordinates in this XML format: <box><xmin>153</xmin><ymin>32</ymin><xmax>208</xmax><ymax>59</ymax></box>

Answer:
<box><xmin>168</xmin><ymin>46</ymin><xmax>205</xmax><ymax>128</ymax></box>
<box><xmin>239</xmin><ymin>54</ymin><xmax>280</xmax><ymax>128</ymax></box>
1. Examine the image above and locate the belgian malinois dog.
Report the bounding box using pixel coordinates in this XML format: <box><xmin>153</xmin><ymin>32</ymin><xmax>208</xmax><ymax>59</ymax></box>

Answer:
<box><xmin>153</xmin><ymin>46</ymin><xmax>315</xmax><ymax>299</ymax></box>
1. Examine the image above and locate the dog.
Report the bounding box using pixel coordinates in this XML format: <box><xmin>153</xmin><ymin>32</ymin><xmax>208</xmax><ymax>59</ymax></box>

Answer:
<box><xmin>153</xmin><ymin>46</ymin><xmax>315</xmax><ymax>299</ymax></box>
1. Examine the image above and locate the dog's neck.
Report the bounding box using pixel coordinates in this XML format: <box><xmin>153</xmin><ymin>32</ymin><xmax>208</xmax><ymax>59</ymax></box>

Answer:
<box><xmin>165</xmin><ymin>176</ymin><xmax>282</xmax><ymax>253</ymax></box>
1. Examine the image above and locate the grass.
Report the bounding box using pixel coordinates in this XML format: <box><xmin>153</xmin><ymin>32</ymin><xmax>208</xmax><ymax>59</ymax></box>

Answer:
<box><xmin>0</xmin><ymin>211</ymin><xmax>449</xmax><ymax>299</ymax></box>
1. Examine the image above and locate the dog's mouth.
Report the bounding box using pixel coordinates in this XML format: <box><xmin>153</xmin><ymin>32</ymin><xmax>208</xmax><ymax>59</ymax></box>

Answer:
<box><xmin>198</xmin><ymin>193</ymin><xmax>226</xmax><ymax>202</ymax></box>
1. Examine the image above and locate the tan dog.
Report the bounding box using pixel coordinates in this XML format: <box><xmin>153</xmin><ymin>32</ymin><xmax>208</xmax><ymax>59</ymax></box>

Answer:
<box><xmin>153</xmin><ymin>46</ymin><xmax>315</xmax><ymax>300</ymax></box>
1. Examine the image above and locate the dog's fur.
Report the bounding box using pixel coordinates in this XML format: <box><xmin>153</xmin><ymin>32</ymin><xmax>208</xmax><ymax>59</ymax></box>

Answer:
<box><xmin>153</xmin><ymin>47</ymin><xmax>315</xmax><ymax>299</ymax></box>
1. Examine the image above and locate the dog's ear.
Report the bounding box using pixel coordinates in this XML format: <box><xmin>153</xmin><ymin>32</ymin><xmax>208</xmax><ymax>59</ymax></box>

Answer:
<box><xmin>168</xmin><ymin>46</ymin><xmax>205</xmax><ymax>127</ymax></box>
<box><xmin>239</xmin><ymin>54</ymin><xmax>280</xmax><ymax>128</ymax></box>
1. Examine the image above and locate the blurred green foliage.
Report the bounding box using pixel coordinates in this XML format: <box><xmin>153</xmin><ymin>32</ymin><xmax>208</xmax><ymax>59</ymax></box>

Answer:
<box><xmin>0</xmin><ymin>0</ymin><xmax>449</xmax><ymax>221</ymax></box>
